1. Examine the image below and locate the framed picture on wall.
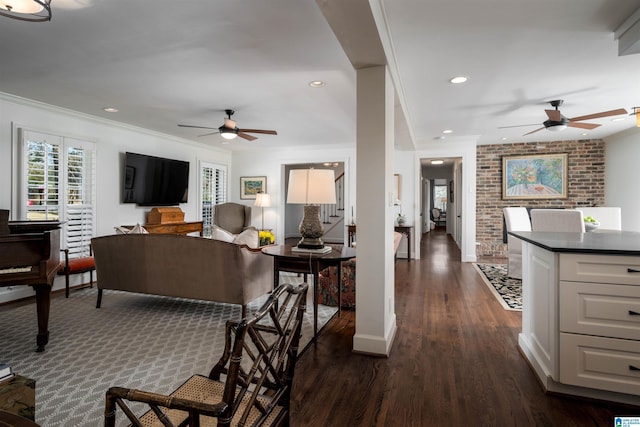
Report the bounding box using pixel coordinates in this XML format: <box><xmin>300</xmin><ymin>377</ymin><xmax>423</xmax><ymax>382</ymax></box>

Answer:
<box><xmin>240</xmin><ymin>176</ymin><xmax>266</xmax><ymax>199</ymax></box>
<box><xmin>393</xmin><ymin>174</ymin><xmax>401</xmax><ymax>205</ymax></box>
<box><xmin>502</xmin><ymin>153</ymin><xmax>567</xmax><ymax>200</ymax></box>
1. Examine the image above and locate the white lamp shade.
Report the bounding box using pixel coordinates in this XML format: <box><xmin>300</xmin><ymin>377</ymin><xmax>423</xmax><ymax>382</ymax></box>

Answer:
<box><xmin>287</xmin><ymin>169</ymin><xmax>336</xmax><ymax>204</ymax></box>
<box><xmin>254</xmin><ymin>193</ymin><xmax>271</xmax><ymax>208</ymax></box>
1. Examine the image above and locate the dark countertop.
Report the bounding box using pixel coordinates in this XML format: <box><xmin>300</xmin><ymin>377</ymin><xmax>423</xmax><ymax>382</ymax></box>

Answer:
<box><xmin>509</xmin><ymin>230</ymin><xmax>640</xmax><ymax>255</ymax></box>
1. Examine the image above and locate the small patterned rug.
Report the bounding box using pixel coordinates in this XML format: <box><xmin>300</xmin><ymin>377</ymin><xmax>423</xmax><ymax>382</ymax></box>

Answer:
<box><xmin>472</xmin><ymin>263</ymin><xmax>522</xmax><ymax>311</ymax></box>
<box><xmin>0</xmin><ymin>273</ymin><xmax>335</xmax><ymax>426</ymax></box>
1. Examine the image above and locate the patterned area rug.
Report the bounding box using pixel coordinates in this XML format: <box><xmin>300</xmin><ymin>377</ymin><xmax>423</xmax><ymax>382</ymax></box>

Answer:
<box><xmin>472</xmin><ymin>263</ymin><xmax>522</xmax><ymax>311</ymax></box>
<box><xmin>0</xmin><ymin>273</ymin><xmax>335</xmax><ymax>426</ymax></box>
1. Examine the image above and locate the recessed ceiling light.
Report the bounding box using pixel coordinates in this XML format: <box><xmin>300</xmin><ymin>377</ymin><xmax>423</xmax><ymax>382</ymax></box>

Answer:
<box><xmin>611</xmin><ymin>117</ymin><xmax>626</xmax><ymax>122</ymax></box>
<box><xmin>449</xmin><ymin>76</ymin><xmax>468</xmax><ymax>84</ymax></box>
<box><xmin>582</xmin><ymin>132</ymin><xmax>588</xmax><ymax>136</ymax></box>
<box><xmin>433</xmin><ymin>136</ymin><xmax>445</xmax><ymax>140</ymax></box>
<box><xmin>442</xmin><ymin>129</ymin><xmax>453</xmax><ymax>134</ymax></box>
<box><xmin>103</xmin><ymin>107</ymin><xmax>118</xmax><ymax>113</ymax></box>
<box><xmin>431</xmin><ymin>160</ymin><xmax>444</xmax><ymax>165</ymax></box>
<box><xmin>309</xmin><ymin>80</ymin><xmax>325</xmax><ymax>88</ymax></box>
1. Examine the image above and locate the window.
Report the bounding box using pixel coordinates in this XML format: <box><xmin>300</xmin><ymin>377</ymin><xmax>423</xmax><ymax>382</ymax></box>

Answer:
<box><xmin>434</xmin><ymin>185</ymin><xmax>447</xmax><ymax>212</ymax></box>
<box><xmin>199</xmin><ymin>162</ymin><xmax>227</xmax><ymax>237</ymax></box>
<box><xmin>20</xmin><ymin>130</ymin><xmax>96</xmax><ymax>258</ymax></box>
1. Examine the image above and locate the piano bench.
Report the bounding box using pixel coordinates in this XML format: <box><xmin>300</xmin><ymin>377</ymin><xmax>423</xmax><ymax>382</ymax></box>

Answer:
<box><xmin>58</xmin><ymin>249</ymin><xmax>96</xmax><ymax>298</ymax></box>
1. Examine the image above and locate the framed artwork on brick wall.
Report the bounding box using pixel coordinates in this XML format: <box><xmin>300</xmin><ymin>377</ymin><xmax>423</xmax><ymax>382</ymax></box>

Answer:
<box><xmin>502</xmin><ymin>153</ymin><xmax>567</xmax><ymax>200</ymax></box>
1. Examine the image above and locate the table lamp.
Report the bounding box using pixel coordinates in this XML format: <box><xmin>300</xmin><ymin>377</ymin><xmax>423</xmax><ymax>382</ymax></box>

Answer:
<box><xmin>287</xmin><ymin>168</ymin><xmax>336</xmax><ymax>251</ymax></box>
<box><xmin>254</xmin><ymin>192</ymin><xmax>271</xmax><ymax>230</ymax></box>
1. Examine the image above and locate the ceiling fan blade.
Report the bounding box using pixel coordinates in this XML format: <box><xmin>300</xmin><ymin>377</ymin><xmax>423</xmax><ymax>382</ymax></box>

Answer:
<box><xmin>545</xmin><ymin>109</ymin><xmax>562</xmax><ymax>121</ymax></box>
<box><xmin>178</xmin><ymin>124</ymin><xmax>218</xmax><ymax>130</ymax></box>
<box><xmin>524</xmin><ymin>127</ymin><xmax>545</xmax><ymax>136</ymax></box>
<box><xmin>238</xmin><ymin>132</ymin><xmax>258</xmax><ymax>141</ymax></box>
<box><xmin>569</xmin><ymin>108</ymin><xmax>627</xmax><ymax>122</ymax></box>
<box><xmin>198</xmin><ymin>131</ymin><xmax>221</xmax><ymax>137</ymax></box>
<box><xmin>567</xmin><ymin>122</ymin><xmax>600</xmax><ymax>130</ymax></box>
<box><xmin>498</xmin><ymin>124</ymin><xmax>541</xmax><ymax>129</ymax></box>
<box><xmin>239</xmin><ymin>128</ymin><xmax>278</xmax><ymax>135</ymax></box>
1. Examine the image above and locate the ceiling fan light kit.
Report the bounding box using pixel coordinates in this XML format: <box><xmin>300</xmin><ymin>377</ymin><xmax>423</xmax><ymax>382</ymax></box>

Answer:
<box><xmin>219</xmin><ymin>128</ymin><xmax>238</xmax><ymax>140</ymax></box>
<box><xmin>0</xmin><ymin>0</ymin><xmax>51</xmax><ymax>21</ymax></box>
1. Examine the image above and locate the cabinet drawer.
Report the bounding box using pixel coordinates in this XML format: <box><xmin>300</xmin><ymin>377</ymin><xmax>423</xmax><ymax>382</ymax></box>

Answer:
<box><xmin>560</xmin><ymin>281</ymin><xmax>640</xmax><ymax>340</ymax></box>
<box><xmin>560</xmin><ymin>253</ymin><xmax>640</xmax><ymax>285</ymax></box>
<box><xmin>560</xmin><ymin>333</ymin><xmax>640</xmax><ymax>396</ymax></box>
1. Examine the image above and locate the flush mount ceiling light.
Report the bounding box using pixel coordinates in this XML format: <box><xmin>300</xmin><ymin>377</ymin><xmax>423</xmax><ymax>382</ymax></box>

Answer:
<box><xmin>0</xmin><ymin>0</ymin><xmax>51</xmax><ymax>21</ymax></box>
<box><xmin>431</xmin><ymin>160</ymin><xmax>444</xmax><ymax>165</ymax></box>
<box><xmin>309</xmin><ymin>80</ymin><xmax>326</xmax><ymax>88</ymax></box>
<box><xmin>449</xmin><ymin>76</ymin><xmax>468</xmax><ymax>84</ymax></box>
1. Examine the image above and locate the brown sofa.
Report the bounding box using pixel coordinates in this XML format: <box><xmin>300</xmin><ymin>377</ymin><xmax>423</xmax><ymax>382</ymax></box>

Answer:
<box><xmin>91</xmin><ymin>233</ymin><xmax>273</xmax><ymax>316</ymax></box>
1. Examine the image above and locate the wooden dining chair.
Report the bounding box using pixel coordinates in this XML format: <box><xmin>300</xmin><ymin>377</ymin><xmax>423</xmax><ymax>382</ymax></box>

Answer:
<box><xmin>58</xmin><ymin>247</ymin><xmax>95</xmax><ymax>298</ymax></box>
<box><xmin>105</xmin><ymin>282</ymin><xmax>309</xmax><ymax>427</ymax></box>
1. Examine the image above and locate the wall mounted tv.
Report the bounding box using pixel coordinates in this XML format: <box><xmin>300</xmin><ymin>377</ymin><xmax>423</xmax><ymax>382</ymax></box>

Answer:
<box><xmin>122</xmin><ymin>152</ymin><xmax>190</xmax><ymax>206</ymax></box>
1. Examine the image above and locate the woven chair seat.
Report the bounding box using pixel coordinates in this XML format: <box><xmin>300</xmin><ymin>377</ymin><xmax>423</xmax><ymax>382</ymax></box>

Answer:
<box><xmin>138</xmin><ymin>375</ymin><xmax>283</xmax><ymax>427</ymax></box>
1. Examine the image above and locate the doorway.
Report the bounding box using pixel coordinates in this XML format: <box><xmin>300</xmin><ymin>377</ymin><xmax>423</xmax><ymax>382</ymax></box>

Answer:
<box><xmin>282</xmin><ymin>162</ymin><xmax>346</xmax><ymax>244</ymax></box>
<box><xmin>421</xmin><ymin>157</ymin><xmax>462</xmax><ymax>248</ymax></box>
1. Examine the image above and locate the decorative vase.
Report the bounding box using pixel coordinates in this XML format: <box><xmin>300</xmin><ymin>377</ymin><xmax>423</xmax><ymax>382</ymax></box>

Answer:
<box><xmin>397</xmin><ymin>215</ymin><xmax>406</xmax><ymax>226</ymax></box>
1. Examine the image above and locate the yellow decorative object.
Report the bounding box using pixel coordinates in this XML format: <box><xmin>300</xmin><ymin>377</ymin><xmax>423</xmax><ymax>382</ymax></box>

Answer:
<box><xmin>259</xmin><ymin>229</ymin><xmax>275</xmax><ymax>246</ymax></box>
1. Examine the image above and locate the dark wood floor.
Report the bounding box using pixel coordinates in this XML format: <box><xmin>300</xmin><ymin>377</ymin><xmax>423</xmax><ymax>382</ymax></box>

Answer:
<box><xmin>291</xmin><ymin>229</ymin><xmax>638</xmax><ymax>426</ymax></box>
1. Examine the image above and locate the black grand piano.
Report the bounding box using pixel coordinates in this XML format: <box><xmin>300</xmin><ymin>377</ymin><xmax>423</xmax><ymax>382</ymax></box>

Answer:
<box><xmin>0</xmin><ymin>210</ymin><xmax>61</xmax><ymax>352</ymax></box>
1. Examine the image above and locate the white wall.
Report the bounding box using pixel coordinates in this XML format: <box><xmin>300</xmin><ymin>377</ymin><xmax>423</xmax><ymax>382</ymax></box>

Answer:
<box><xmin>0</xmin><ymin>93</ymin><xmax>231</xmax><ymax>302</ymax></box>
<box><xmin>605</xmin><ymin>127</ymin><xmax>640</xmax><ymax>232</ymax></box>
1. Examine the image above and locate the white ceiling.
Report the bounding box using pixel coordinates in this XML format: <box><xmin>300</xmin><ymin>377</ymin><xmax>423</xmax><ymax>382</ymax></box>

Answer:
<box><xmin>2</xmin><ymin>0</ymin><xmax>640</xmax><ymax>151</ymax></box>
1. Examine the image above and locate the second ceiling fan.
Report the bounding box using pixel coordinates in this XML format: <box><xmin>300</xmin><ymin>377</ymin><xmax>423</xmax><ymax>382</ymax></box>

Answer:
<box><xmin>500</xmin><ymin>100</ymin><xmax>627</xmax><ymax>135</ymax></box>
<box><xmin>178</xmin><ymin>109</ymin><xmax>277</xmax><ymax>141</ymax></box>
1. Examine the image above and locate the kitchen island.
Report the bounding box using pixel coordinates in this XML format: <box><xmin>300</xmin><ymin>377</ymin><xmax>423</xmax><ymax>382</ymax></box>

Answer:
<box><xmin>510</xmin><ymin>230</ymin><xmax>640</xmax><ymax>406</ymax></box>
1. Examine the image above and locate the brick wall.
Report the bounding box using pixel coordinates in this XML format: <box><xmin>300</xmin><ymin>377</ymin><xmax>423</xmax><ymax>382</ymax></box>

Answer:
<box><xmin>476</xmin><ymin>139</ymin><xmax>605</xmax><ymax>257</ymax></box>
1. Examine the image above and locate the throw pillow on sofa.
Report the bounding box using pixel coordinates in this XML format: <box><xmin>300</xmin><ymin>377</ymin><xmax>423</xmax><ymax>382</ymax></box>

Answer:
<box><xmin>211</xmin><ymin>225</ymin><xmax>259</xmax><ymax>249</ymax></box>
<box><xmin>211</xmin><ymin>225</ymin><xmax>235</xmax><ymax>242</ymax></box>
<box><xmin>114</xmin><ymin>223</ymin><xmax>148</xmax><ymax>234</ymax></box>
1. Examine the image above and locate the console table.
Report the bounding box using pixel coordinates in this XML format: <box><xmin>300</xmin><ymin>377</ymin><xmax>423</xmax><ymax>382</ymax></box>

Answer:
<box><xmin>347</xmin><ymin>224</ymin><xmax>412</xmax><ymax>260</ymax></box>
<box><xmin>143</xmin><ymin>221</ymin><xmax>203</xmax><ymax>235</ymax></box>
<box><xmin>261</xmin><ymin>245</ymin><xmax>356</xmax><ymax>339</ymax></box>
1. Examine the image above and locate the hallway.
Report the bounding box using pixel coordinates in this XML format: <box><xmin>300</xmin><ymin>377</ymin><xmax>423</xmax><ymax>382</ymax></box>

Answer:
<box><xmin>291</xmin><ymin>229</ymin><xmax>636</xmax><ymax>425</ymax></box>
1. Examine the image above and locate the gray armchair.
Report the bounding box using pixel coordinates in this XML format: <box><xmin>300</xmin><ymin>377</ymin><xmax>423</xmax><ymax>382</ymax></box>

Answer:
<box><xmin>213</xmin><ymin>202</ymin><xmax>251</xmax><ymax>234</ymax></box>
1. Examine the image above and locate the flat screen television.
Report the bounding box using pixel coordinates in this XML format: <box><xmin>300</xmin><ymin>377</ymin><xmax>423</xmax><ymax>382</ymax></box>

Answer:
<box><xmin>122</xmin><ymin>152</ymin><xmax>189</xmax><ymax>206</ymax></box>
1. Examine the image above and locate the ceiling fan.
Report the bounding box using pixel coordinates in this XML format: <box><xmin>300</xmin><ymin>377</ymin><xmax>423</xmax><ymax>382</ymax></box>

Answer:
<box><xmin>178</xmin><ymin>109</ymin><xmax>277</xmax><ymax>141</ymax></box>
<box><xmin>499</xmin><ymin>100</ymin><xmax>627</xmax><ymax>136</ymax></box>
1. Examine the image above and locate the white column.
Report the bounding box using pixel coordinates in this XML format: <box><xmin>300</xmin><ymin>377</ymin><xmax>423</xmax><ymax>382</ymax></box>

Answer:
<box><xmin>353</xmin><ymin>65</ymin><xmax>397</xmax><ymax>355</ymax></box>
